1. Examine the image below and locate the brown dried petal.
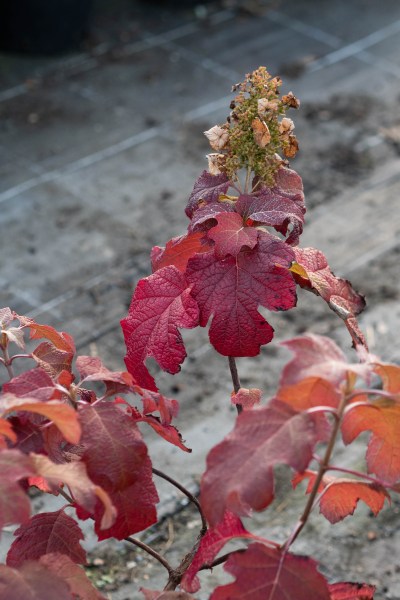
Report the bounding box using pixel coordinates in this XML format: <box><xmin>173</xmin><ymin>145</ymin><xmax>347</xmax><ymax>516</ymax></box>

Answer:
<box><xmin>279</xmin><ymin>117</ymin><xmax>295</xmax><ymax>134</ymax></box>
<box><xmin>204</xmin><ymin>125</ymin><xmax>229</xmax><ymax>151</ymax></box>
<box><xmin>283</xmin><ymin>134</ymin><xmax>299</xmax><ymax>158</ymax></box>
<box><xmin>252</xmin><ymin>118</ymin><xmax>271</xmax><ymax>148</ymax></box>
<box><xmin>207</xmin><ymin>153</ymin><xmax>225</xmax><ymax>175</ymax></box>
<box><xmin>282</xmin><ymin>91</ymin><xmax>300</xmax><ymax>109</ymax></box>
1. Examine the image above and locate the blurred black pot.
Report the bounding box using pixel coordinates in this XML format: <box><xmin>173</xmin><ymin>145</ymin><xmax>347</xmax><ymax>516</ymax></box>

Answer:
<box><xmin>0</xmin><ymin>0</ymin><xmax>93</xmax><ymax>55</ymax></box>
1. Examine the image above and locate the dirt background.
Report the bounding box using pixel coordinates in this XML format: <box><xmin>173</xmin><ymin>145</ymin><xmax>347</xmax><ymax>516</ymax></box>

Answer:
<box><xmin>1</xmin><ymin>0</ymin><xmax>400</xmax><ymax>598</ymax></box>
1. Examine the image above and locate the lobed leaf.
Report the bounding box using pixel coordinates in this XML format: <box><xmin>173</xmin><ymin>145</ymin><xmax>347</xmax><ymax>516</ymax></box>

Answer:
<box><xmin>291</xmin><ymin>247</ymin><xmax>366</xmax><ymax>347</ymax></box>
<box><xmin>341</xmin><ymin>399</ymin><xmax>400</xmax><ymax>484</ymax></box>
<box><xmin>186</xmin><ymin>230</ymin><xmax>296</xmax><ymax>357</ymax></box>
<box><xmin>207</xmin><ymin>212</ymin><xmax>258</xmax><ymax>259</ymax></box>
<box><xmin>121</xmin><ymin>265</ymin><xmax>199</xmax><ymax>391</ymax></box>
<box><xmin>151</xmin><ymin>232</ymin><xmax>211</xmax><ymax>273</ymax></box>
<box><xmin>185</xmin><ymin>171</ymin><xmax>230</xmax><ymax>218</ymax></box>
<box><xmin>201</xmin><ymin>400</ymin><xmax>319</xmax><ymax>526</ymax></box>
<box><xmin>210</xmin><ymin>543</ymin><xmax>330</xmax><ymax>600</ymax></box>
<box><xmin>182</xmin><ymin>511</ymin><xmax>262</xmax><ymax>593</ymax></box>
<box><xmin>7</xmin><ymin>509</ymin><xmax>86</xmax><ymax>568</ymax></box>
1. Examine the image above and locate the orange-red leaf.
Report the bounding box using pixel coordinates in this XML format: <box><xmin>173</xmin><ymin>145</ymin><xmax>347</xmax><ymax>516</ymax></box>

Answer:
<box><xmin>342</xmin><ymin>399</ymin><xmax>400</xmax><ymax>484</ymax></box>
<box><xmin>151</xmin><ymin>232</ymin><xmax>211</xmax><ymax>273</ymax></box>
<box><xmin>329</xmin><ymin>582</ymin><xmax>375</xmax><ymax>599</ymax></box>
<box><xmin>0</xmin><ymin>394</ymin><xmax>81</xmax><ymax>445</ymax></box>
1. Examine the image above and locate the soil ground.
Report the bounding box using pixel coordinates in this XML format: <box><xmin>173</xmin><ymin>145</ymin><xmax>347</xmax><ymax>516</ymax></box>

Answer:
<box><xmin>1</xmin><ymin>0</ymin><xmax>400</xmax><ymax>598</ymax></box>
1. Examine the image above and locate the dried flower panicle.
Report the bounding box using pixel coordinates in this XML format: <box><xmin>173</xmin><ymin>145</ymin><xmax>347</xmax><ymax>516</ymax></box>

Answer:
<box><xmin>203</xmin><ymin>67</ymin><xmax>300</xmax><ymax>185</ymax></box>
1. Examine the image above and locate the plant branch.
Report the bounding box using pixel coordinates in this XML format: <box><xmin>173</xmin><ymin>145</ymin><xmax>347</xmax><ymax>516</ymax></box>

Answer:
<box><xmin>228</xmin><ymin>356</ymin><xmax>242</xmax><ymax>414</ymax></box>
<box><xmin>282</xmin><ymin>392</ymin><xmax>348</xmax><ymax>552</ymax></box>
<box><xmin>199</xmin><ymin>548</ymin><xmax>246</xmax><ymax>572</ymax></box>
<box><xmin>152</xmin><ymin>468</ymin><xmax>207</xmax><ymax>533</ymax></box>
<box><xmin>125</xmin><ymin>536</ymin><xmax>173</xmax><ymax>575</ymax></box>
<box><xmin>9</xmin><ymin>353</ymin><xmax>32</xmax><ymax>363</ymax></box>
<box><xmin>1</xmin><ymin>346</ymin><xmax>14</xmax><ymax>380</ymax></box>
<box><xmin>57</xmin><ymin>487</ymin><xmax>74</xmax><ymax>504</ymax></box>
<box><xmin>326</xmin><ymin>465</ymin><xmax>398</xmax><ymax>492</ymax></box>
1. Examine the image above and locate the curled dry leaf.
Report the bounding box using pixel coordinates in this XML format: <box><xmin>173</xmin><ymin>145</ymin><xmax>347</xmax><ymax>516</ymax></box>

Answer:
<box><xmin>283</xmin><ymin>134</ymin><xmax>299</xmax><ymax>158</ymax></box>
<box><xmin>282</xmin><ymin>91</ymin><xmax>300</xmax><ymax>108</ymax></box>
<box><xmin>252</xmin><ymin>118</ymin><xmax>271</xmax><ymax>147</ymax></box>
<box><xmin>279</xmin><ymin>117</ymin><xmax>295</xmax><ymax>134</ymax></box>
<box><xmin>204</xmin><ymin>125</ymin><xmax>229</xmax><ymax>151</ymax></box>
<box><xmin>207</xmin><ymin>153</ymin><xmax>225</xmax><ymax>175</ymax></box>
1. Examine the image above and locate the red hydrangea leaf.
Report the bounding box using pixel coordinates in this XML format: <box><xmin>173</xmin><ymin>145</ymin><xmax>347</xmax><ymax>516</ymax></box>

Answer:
<box><xmin>182</xmin><ymin>511</ymin><xmax>262</xmax><ymax>593</ymax></box>
<box><xmin>210</xmin><ymin>544</ymin><xmax>330</xmax><ymax>600</ymax></box>
<box><xmin>0</xmin><ymin>394</ymin><xmax>81</xmax><ymax>445</ymax></box>
<box><xmin>236</xmin><ymin>190</ymin><xmax>305</xmax><ymax>246</ymax></box>
<box><xmin>277</xmin><ymin>377</ymin><xmax>341</xmax><ymax>411</ymax></box>
<box><xmin>0</xmin><ymin>562</ymin><xmax>71</xmax><ymax>600</ymax></box>
<box><xmin>141</xmin><ymin>591</ymin><xmax>196</xmax><ymax>600</ymax></box>
<box><xmin>137</xmin><ymin>389</ymin><xmax>179</xmax><ymax>424</ymax></box>
<box><xmin>291</xmin><ymin>247</ymin><xmax>367</xmax><ymax>347</ymax></box>
<box><xmin>18</xmin><ymin>316</ymin><xmax>75</xmax><ymax>354</ymax></box>
<box><xmin>186</xmin><ymin>171</ymin><xmax>230</xmax><ymax>218</ymax></box>
<box><xmin>231</xmin><ymin>387</ymin><xmax>262</xmax><ymax>410</ymax></box>
<box><xmin>329</xmin><ymin>582</ymin><xmax>375</xmax><ymax>599</ymax></box>
<box><xmin>75</xmin><ymin>356</ymin><xmax>135</xmax><ymax>398</ymax></box>
<box><xmin>30</xmin><ymin>453</ymin><xmax>116</xmax><ymax>530</ymax></box>
<box><xmin>7</xmin><ymin>417</ymin><xmax>44</xmax><ymax>454</ymax></box>
<box><xmin>151</xmin><ymin>232</ymin><xmax>211</xmax><ymax>273</ymax></box>
<box><xmin>207</xmin><ymin>212</ymin><xmax>258</xmax><ymax>259</ymax></box>
<box><xmin>135</xmin><ymin>413</ymin><xmax>191</xmax><ymax>452</ymax></box>
<box><xmin>3</xmin><ymin>369</ymin><xmax>60</xmax><ymax>401</ymax></box>
<box><xmin>189</xmin><ymin>201</ymin><xmax>234</xmax><ymax>233</ymax></box>
<box><xmin>186</xmin><ymin>230</ymin><xmax>296</xmax><ymax>357</ymax></box>
<box><xmin>7</xmin><ymin>509</ymin><xmax>86</xmax><ymax>567</ymax></box>
<box><xmin>0</xmin><ymin>449</ymin><xmax>35</xmax><ymax>528</ymax></box>
<box><xmin>121</xmin><ymin>266</ymin><xmax>199</xmax><ymax>391</ymax></box>
<box><xmin>94</xmin><ymin>472</ymin><xmax>158</xmax><ymax>540</ymax></box>
<box><xmin>341</xmin><ymin>399</ymin><xmax>400</xmax><ymax>484</ymax></box>
<box><xmin>39</xmin><ymin>553</ymin><xmax>106</xmax><ymax>599</ymax></box>
<box><xmin>320</xmin><ymin>480</ymin><xmax>390</xmax><ymax>524</ymax></box>
<box><xmin>201</xmin><ymin>400</ymin><xmax>319</xmax><ymax>526</ymax></box>
<box><xmin>32</xmin><ymin>342</ymin><xmax>74</xmax><ymax>378</ymax></box>
<box><xmin>77</xmin><ymin>402</ymin><xmax>158</xmax><ymax>538</ymax></box>
<box><xmin>294</xmin><ymin>472</ymin><xmax>390</xmax><ymax>523</ymax></box>
<box><xmin>280</xmin><ymin>334</ymin><xmax>369</xmax><ymax>390</ymax></box>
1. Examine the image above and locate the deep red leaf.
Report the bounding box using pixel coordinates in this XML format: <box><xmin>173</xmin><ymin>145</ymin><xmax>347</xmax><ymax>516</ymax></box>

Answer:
<box><xmin>76</xmin><ymin>355</ymin><xmax>135</xmax><ymax>398</ymax></box>
<box><xmin>182</xmin><ymin>511</ymin><xmax>262</xmax><ymax>593</ymax></box>
<box><xmin>3</xmin><ymin>368</ymin><xmax>59</xmax><ymax>401</ymax></box>
<box><xmin>186</xmin><ymin>230</ymin><xmax>296</xmax><ymax>357</ymax></box>
<box><xmin>207</xmin><ymin>212</ymin><xmax>258</xmax><ymax>258</ymax></box>
<box><xmin>342</xmin><ymin>399</ymin><xmax>400</xmax><ymax>484</ymax></box>
<box><xmin>0</xmin><ymin>561</ymin><xmax>72</xmax><ymax>600</ymax></box>
<box><xmin>39</xmin><ymin>553</ymin><xmax>106</xmax><ymax>599</ymax></box>
<box><xmin>7</xmin><ymin>509</ymin><xmax>86</xmax><ymax>568</ymax></box>
<box><xmin>185</xmin><ymin>171</ymin><xmax>230</xmax><ymax>218</ymax></box>
<box><xmin>210</xmin><ymin>544</ymin><xmax>330</xmax><ymax>600</ymax></box>
<box><xmin>201</xmin><ymin>400</ymin><xmax>319</xmax><ymax>526</ymax></box>
<box><xmin>189</xmin><ymin>201</ymin><xmax>234</xmax><ymax>233</ymax></box>
<box><xmin>0</xmin><ymin>449</ymin><xmax>35</xmax><ymax>529</ymax></box>
<box><xmin>7</xmin><ymin>417</ymin><xmax>43</xmax><ymax>454</ymax></box>
<box><xmin>329</xmin><ymin>582</ymin><xmax>375</xmax><ymax>599</ymax></box>
<box><xmin>291</xmin><ymin>247</ymin><xmax>366</xmax><ymax>347</ymax></box>
<box><xmin>135</xmin><ymin>413</ymin><xmax>191</xmax><ymax>452</ymax></box>
<box><xmin>77</xmin><ymin>402</ymin><xmax>158</xmax><ymax>538</ymax></box>
<box><xmin>151</xmin><ymin>232</ymin><xmax>211</xmax><ymax>273</ymax></box>
<box><xmin>121</xmin><ymin>266</ymin><xmax>199</xmax><ymax>391</ymax></box>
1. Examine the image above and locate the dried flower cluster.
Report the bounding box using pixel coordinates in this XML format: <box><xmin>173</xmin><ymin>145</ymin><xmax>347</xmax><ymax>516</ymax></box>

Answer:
<box><xmin>204</xmin><ymin>66</ymin><xmax>300</xmax><ymax>186</ymax></box>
